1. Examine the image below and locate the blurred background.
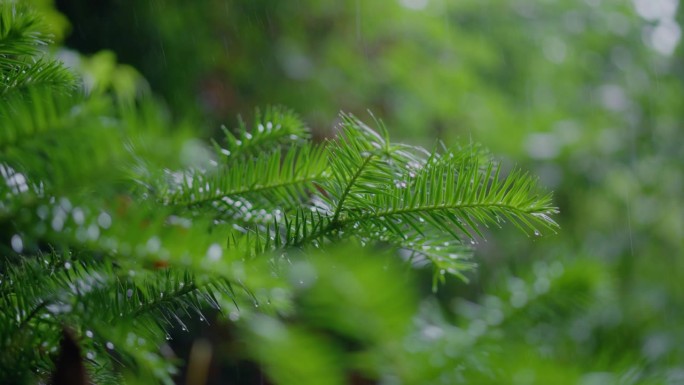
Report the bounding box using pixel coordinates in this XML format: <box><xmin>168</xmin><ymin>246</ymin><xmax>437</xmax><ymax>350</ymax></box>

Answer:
<box><xmin>47</xmin><ymin>0</ymin><xmax>684</xmax><ymax>383</ymax></box>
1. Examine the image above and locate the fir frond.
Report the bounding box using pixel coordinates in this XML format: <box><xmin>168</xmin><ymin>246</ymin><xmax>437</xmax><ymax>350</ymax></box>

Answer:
<box><xmin>7</xmin><ymin>194</ymin><xmax>281</xmax><ymax>311</ymax></box>
<box><xmin>1</xmin><ymin>57</ymin><xmax>76</xmax><ymax>95</ymax></box>
<box><xmin>327</xmin><ymin>114</ymin><xmax>557</xmax><ymax>236</ymax></box>
<box><xmin>0</xmin><ymin>3</ymin><xmax>48</xmax><ymax>60</ymax></box>
<box><xmin>213</xmin><ymin>106</ymin><xmax>309</xmax><ymax>158</ymax></box>
<box><xmin>0</xmin><ymin>253</ymin><xmax>170</xmax><ymax>383</ymax></box>
<box><xmin>324</xmin><ymin>116</ymin><xmax>395</xmax><ymax>222</ymax></box>
<box><xmin>383</xmin><ymin>231</ymin><xmax>475</xmax><ymax>287</ymax></box>
<box><xmin>0</xmin><ymin>249</ymin><xmax>244</xmax><ymax>384</ymax></box>
<box><xmin>342</xmin><ymin>156</ymin><xmax>558</xmax><ymax>239</ymax></box>
<box><xmin>246</xmin><ymin>114</ymin><xmax>557</xmax><ymax>280</ymax></box>
<box><xmin>220</xmin><ymin>207</ymin><xmax>332</xmax><ymax>258</ymax></box>
<box><xmin>0</xmin><ymin>89</ymin><xmax>155</xmax><ymax>199</ymax></box>
<box><xmin>0</xmin><ymin>86</ymin><xmax>85</xmax><ymax>150</ymax></box>
<box><xmin>163</xmin><ymin>144</ymin><xmax>328</xmax><ymax>212</ymax></box>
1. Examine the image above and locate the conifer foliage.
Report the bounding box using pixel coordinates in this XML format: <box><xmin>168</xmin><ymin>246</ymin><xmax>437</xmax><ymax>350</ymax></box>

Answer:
<box><xmin>0</xmin><ymin>3</ymin><xmax>557</xmax><ymax>384</ymax></box>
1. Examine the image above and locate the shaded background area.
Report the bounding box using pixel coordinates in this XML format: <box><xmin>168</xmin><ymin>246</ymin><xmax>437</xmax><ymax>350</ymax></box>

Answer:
<box><xmin>54</xmin><ymin>0</ymin><xmax>684</xmax><ymax>383</ymax></box>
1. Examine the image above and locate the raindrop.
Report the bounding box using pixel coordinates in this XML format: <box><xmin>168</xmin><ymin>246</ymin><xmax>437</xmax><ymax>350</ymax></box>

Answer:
<box><xmin>534</xmin><ymin>278</ymin><xmax>550</xmax><ymax>294</ymax></box>
<box><xmin>46</xmin><ymin>302</ymin><xmax>72</xmax><ymax>314</ymax></box>
<box><xmin>59</xmin><ymin>198</ymin><xmax>72</xmax><ymax>212</ymax></box>
<box><xmin>106</xmin><ymin>342</ymin><xmax>114</xmax><ymax>350</ymax></box>
<box><xmin>86</xmin><ymin>352</ymin><xmax>94</xmax><ymax>360</ymax></box>
<box><xmin>146</xmin><ymin>236</ymin><xmax>161</xmax><ymax>253</ymax></box>
<box><xmin>51</xmin><ymin>216</ymin><xmax>65</xmax><ymax>232</ymax></box>
<box><xmin>75</xmin><ymin>227</ymin><xmax>89</xmax><ymax>243</ymax></box>
<box><xmin>72</xmin><ymin>208</ymin><xmax>85</xmax><ymax>225</ymax></box>
<box><xmin>533</xmin><ymin>229</ymin><xmax>541</xmax><ymax>236</ymax></box>
<box><xmin>468</xmin><ymin>320</ymin><xmax>488</xmax><ymax>337</ymax></box>
<box><xmin>87</xmin><ymin>224</ymin><xmax>100</xmax><ymax>241</ymax></box>
<box><xmin>85</xmin><ymin>330</ymin><xmax>93</xmax><ymax>338</ymax></box>
<box><xmin>64</xmin><ymin>262</ymin><xmax>72</xmax><ymax>270</ymax></box>
<box><xmin>97</xmin><ymin>212</ymin><xmax>112</xmax><ymax>229</ymax></box>
<box><xmin>37</xmin><ymin>205</ymin><xmax>49</xmax><ymax>219</ymax></box>
<box><xmin>421</xmin><ymin>325</ymin><xmax>444</xmax><ymax>340</ymax></box>
<box><xmin>10</xmin><ymin>234</ymin><xmax>23</xmax><ymax>253</ymax></box>
<box><xmin>510</xmin><ymin>291</ymin><xmax>528</xmax><ymax>308</ymax></box>
<box><xmin>206</xmin><ymin>243</ymin><xmax>222</xmax><ymax>261</ymax></box>
<box><xmin>550</xmin><ymin>261</ymin><xmax>564</xmax><ymax>277</ymax></box>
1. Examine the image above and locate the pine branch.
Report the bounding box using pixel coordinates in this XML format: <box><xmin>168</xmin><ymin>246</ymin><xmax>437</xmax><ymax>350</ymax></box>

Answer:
<box><xmin>0</xmin><ymin>4</ymin><xmax>48</xmax><ymax>60</ymax></box>
<box><xmin>1</xmin><ymin>57</ymin><xmax>76</xmax><ymax>95</ymax></box>
<box><xmin>377</xmin><ymin>231</ymin><xmax>476</xmax><ymax>287</ymax></box>
<box><xmin>0</xmin><ymin>251</ymin><xmax>239</xmax><ymax>384</ymax></box>
<box><xmin>0</xmin><ymin>86</ymin><xmax>85</xmax><ymax>150</ymax></box>
<box><xmin>325</xmin><ymin>117</ymin><xmax>394</xmax><ymax>204</ymax></box>
<box><xmin>163</xmin><ymin>144</ymin><xmax>328</xmax><ymax>212</ymax></box>
<box><xmin>327</xmin><ymin>115</ymin><xmax>557</xmax><ymax>238</ymax></box>
<box><xmin>0</xmin><ymin>94</ymin><xmax>133</xmax><ymax>200</ymax></box>
<box><xmin>330</xmin><ymin>154</ymin><xmax>375</xmax><ymax>223</ymax></box>
<box><xmin>213</xmin><ymin>106</ymin><xmax>309</xmax><ymax>158</ymax></box>
<box><xmin>245</xmin><ymin>114</ymin><xmax>557</xmax><ymax>281</ymax></box>
<box><xmin>345</xmin><ymin>167</ymin><xmax>557</xmax><ymax>239</ymax></box>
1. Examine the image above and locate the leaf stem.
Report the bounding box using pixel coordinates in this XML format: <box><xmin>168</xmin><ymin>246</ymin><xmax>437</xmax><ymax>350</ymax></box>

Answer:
<box><xmin>331</xmin><ymin>154</ymin><xmax>375</xmax><ymax>224</ymax></box>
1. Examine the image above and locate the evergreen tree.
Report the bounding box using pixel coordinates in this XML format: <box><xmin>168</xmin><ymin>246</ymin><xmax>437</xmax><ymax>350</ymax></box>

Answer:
<box><xmin>0</xmin><ymin>3</ymin><xmax>557</xmax><ymax>384</ymax></box>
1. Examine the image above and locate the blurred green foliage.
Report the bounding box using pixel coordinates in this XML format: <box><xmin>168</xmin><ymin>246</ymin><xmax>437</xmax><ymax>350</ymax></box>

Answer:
<box><xmin>13</xmin><ymin>0</ymin><xmax>684</xmax><ymax>383</ymax></box>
